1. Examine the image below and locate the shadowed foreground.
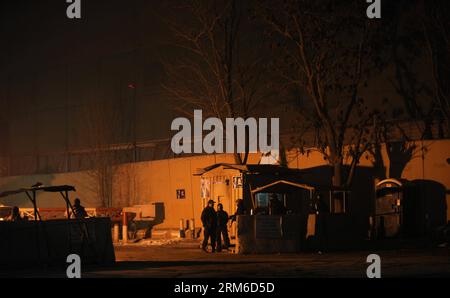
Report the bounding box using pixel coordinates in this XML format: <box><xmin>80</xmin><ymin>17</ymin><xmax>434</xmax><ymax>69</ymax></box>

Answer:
<box><xmin>1</xmin><ymin>239</ymin><xmax>449</xmax><ymax>278</ymax></box>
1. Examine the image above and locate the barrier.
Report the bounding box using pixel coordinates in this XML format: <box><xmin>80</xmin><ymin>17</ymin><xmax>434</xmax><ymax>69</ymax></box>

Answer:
<box><xmin>179</xmin><ymin>219</ymin><xmax>185</xmax><ymax>238</ymax></box>
<box><xmin>113</xmin><ymin>223</ymin><xmax>120</xmax><ymax>243</ymax></box>
<box><xmin>236</xmin><ymin>215</ymin><xmax>304</xmax><ymax>254</ymax></box>
<box><xmin>0</xmin><ymin>217</ymin><xmax>115</xmax><ymax>267</ymax></box>
<box><xmin>236</xmin><ymin>213</ymin><xmax>361</xmax><ymax>253</ymax></box>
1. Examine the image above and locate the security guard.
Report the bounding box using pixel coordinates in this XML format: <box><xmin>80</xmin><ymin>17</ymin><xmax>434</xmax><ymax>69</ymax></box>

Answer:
<box><xmin>216</xmin><ymin>203</ymin><xmax>230</xmax><ymax>252</ymax></box>
<box><xmin>201</xmin><ymin>199</ymin><xmax>217</xmax><ymax>252</ymax></box>
<box><xmin>73</xmin><ymin>198</ymin><xmax>88</xmax><ymax>219</ymax></box>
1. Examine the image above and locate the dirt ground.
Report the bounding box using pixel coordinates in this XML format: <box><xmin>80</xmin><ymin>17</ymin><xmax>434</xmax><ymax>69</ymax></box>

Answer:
<box><xmin>2</xmin><ymin>239</ymin><xmax>449</xmax><ymax>278</ymax></box>
<box><xmin>82</xmin><ymin>239</ymin><xmax>450</xmax><ymax>278</ymax></box>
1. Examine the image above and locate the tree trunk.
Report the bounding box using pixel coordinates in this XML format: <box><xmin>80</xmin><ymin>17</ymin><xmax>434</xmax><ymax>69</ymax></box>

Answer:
<box><xmin>329</xmin><ymin>161</ymin><xmax>343</xmax><ymax>213</ymax></box>
<box><xmin>346</xmin><ymin>157</ymin><xmax>359</xmax><ymax>188</ymax></box>
<box><xmin>332</xmin><ymin>162</ymin><xmax>342</xmax><ymax>188</ymax></box>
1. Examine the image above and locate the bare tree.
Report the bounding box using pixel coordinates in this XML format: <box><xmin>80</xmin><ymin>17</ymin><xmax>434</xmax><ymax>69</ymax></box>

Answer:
<box><xmin>391</xmin><ymin>0</ymin><xmax>449</xmax><ymax>139</ymax></box>
<box><xmin>421</xmin><ymin>0</ymin><xmax>450</xmax><ymax>136</ymax></box>
<box><xmin>259</xmin><ymin>0</ymin><xmax>387</xmax><ymax>187</ymax></box>
<box><xmin>83</xmin><ymin>99</ymin><xmax>135</xmax><ymax>208</ymax></box>
<box><xmin>162</xmin><ymin>0</ymin><xmax>268</xmax><ymax>164</ymax></box>
<box><xmin>0</xmin><ymin>85</ymin><xmax>9</xmax><ymax>177</ymax></box>
<box><xmin>370</xmin><ymin>115</ymin><xmax>421</xmax><ymax>180</ymax></box>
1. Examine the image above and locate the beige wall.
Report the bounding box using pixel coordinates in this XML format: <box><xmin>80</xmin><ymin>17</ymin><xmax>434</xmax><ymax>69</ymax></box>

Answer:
<box><xmin>1</xmin><ymin>140</ymin><xmax>449</xmax><ymax>229</ymax></box>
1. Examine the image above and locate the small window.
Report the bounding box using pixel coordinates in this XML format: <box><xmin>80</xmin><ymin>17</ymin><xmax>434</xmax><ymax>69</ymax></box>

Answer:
<box><xmin>176</xmin><ymin>189</ymin><xmax>186</xmax><ymax>199</ymax></box>
<box><xmin>255</xmin><ymin>193</ymin><xmax>270</xmax><ymax>208</ymax></box>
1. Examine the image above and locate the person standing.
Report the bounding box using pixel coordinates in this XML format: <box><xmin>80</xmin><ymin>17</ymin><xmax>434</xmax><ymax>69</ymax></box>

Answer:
<box><xmin>73</xmin><ymin>198</ymin><xmax>88</xmax><ymax>219</ymax></box>
<box><xmin>269</xmin><ymin>194</ymin><xmax>285</xmax><ymax>215</ymax></box>
<box><xmin>216</xmin><ymin>203</ymin><xmax>230</xmax><ymax>252</ymax></box>
<box><xmin>230</xmin><ymin>199</ymin><xmax>245</xmax><ymax>222</ymax></box>
<box><xmin>8</xmin><ymin>206</ymin><xmax>23</xmax><ymax>222</ymax></box>
<box><xmin>201</xmin><ymin>200</ymin><xmax>217</xmax><ymax>252</ymax></box>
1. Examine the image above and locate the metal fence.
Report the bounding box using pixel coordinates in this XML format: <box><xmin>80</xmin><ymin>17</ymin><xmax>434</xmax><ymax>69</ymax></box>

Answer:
<box><xmin>0</xmin><ymin>120</ymin><xmax>448</xmax><ymax>178</ymax></box>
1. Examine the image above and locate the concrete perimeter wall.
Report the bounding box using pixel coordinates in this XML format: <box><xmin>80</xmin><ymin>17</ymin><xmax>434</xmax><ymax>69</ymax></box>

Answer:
<box><xmin>0</xmin><ymin>140</ymin><xmax>449</xmax><ymax>229</ymax></box>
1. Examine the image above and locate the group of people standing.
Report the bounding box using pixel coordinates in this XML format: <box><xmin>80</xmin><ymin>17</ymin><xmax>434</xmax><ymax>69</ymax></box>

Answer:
<box><xmin>200</xmin><ymin>199</ymin><xmax>244</xmax><ymax>253</ymax></box>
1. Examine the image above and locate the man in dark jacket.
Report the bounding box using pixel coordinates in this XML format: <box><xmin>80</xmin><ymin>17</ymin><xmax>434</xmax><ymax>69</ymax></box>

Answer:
<box><xmin>216</xmin><ymin>203</ymin><xmax>230</xmax><ymax>252</ymax></box>
<box><xmin>73</xmin><ymin>198</ymin><xmax>88</xmax><ymax>219</ymax></box>
<box><xmin>269</xmin><ymin>194</ymin><xmax>286</xmax><ymax>215</ymax></box>
<box><xmin>201</xmin><ymin>200</ymin><xmax>217</xmax><ymax>252</ymax></box>
<box><xmin>230</xmin><ymin>199</ymin><xmax>245</xmax><ymax>222</ymax></box>
<box><xmin>8</xmin><ymin>206</ymin><xmax>23</xmax><ymax>222</ymax></box>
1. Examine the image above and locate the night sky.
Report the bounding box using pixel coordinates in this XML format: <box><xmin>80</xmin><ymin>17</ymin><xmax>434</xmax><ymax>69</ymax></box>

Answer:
<box><xmin>0</xmin><ymin>1</ymin><xmax>439</xmax><ymax>161</ymax></box>
<box><xmin>0</xmin><ymin>0</ymin><xmax>177</xmax><ymax>157</ymax></box>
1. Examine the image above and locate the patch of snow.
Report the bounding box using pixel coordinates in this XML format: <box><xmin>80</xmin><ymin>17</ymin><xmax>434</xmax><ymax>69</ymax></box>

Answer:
<box><xmin>116</xmin><ymin>238</ymin><xmax>184</xmax><ymax>247</ymax></box>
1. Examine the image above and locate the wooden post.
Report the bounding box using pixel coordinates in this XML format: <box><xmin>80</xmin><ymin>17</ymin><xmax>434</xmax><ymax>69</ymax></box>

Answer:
<box><xmin>122</xmin><ymin>212</ymin><xmax>128</xmax><ymax>243</ymax></box>
<box><xmin>113</xmin><ymin>223</ymin><xmax>119</xmax><ymax>243</ymax></box>
<box><xmin>179</xmin><ymin>219</ymin><xmax>185</xmax><ymax>238</ymax></box>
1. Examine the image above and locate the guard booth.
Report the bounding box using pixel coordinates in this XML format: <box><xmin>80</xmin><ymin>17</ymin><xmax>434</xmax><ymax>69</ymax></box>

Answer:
<box><xmin>374</xmin><ymin>178</ymin><xmax>447</xmax><ymax>239</ymax></box>
<box><xmin>374</xmin><ymin>179</ymin><xmax>408</xmax><ymax>238</ymax></box>
<box><xmin>195</xmin><ymin>163</ymin><xmax>247</xmax><ymax>242</ymax></box>
<box><xmin>242</xmin><ymin>179</ymin><xmax>315</xmax><ymax>253</ymax></box>
<box><xmin>195</xmin><ymin>164</ymin><xmax>358</xmax><ymax>253</ymax></box>
<box><xmin>195</xmin><ymin>164</ymin><xmax>314</xmax><ymax>253</ymax></box>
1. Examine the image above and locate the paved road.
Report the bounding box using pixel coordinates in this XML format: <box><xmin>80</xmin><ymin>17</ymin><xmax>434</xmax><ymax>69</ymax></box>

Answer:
<box><xmin>83</xmin><ymin>240</ymin><xmax>450</xmax><ymax>278</ymax></box>
<box><xmin>2</xmin><ymin>240</ymin><xmax>449</xmax><ymax>278</ymax></box>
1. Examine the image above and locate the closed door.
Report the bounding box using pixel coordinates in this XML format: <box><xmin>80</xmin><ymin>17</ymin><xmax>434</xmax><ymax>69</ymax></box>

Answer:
<box><xmin>375</xmin><ymin>192</ymin><xmax>402</xmax><ymax>238</ymax></box>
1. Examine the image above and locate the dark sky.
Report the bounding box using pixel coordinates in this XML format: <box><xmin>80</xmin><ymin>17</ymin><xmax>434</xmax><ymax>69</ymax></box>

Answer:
<box><xmin>0</xmin><ymin>0</ymin><xmax>435</xmax><ymax>161</ymax></box>
<box><xmin>0</xmin><ymin>0</ymin><xmax>178</xmax><ymax>156</ymax></box>
<box><xmin>0</xmin><ymin>0</ymin><xmax>285</xmax><ymax>158</ymax></box>
<box><xmin>1</xmin><ymin>0</ymin><xmax>169</xmax><ymax>70</ymax></box>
